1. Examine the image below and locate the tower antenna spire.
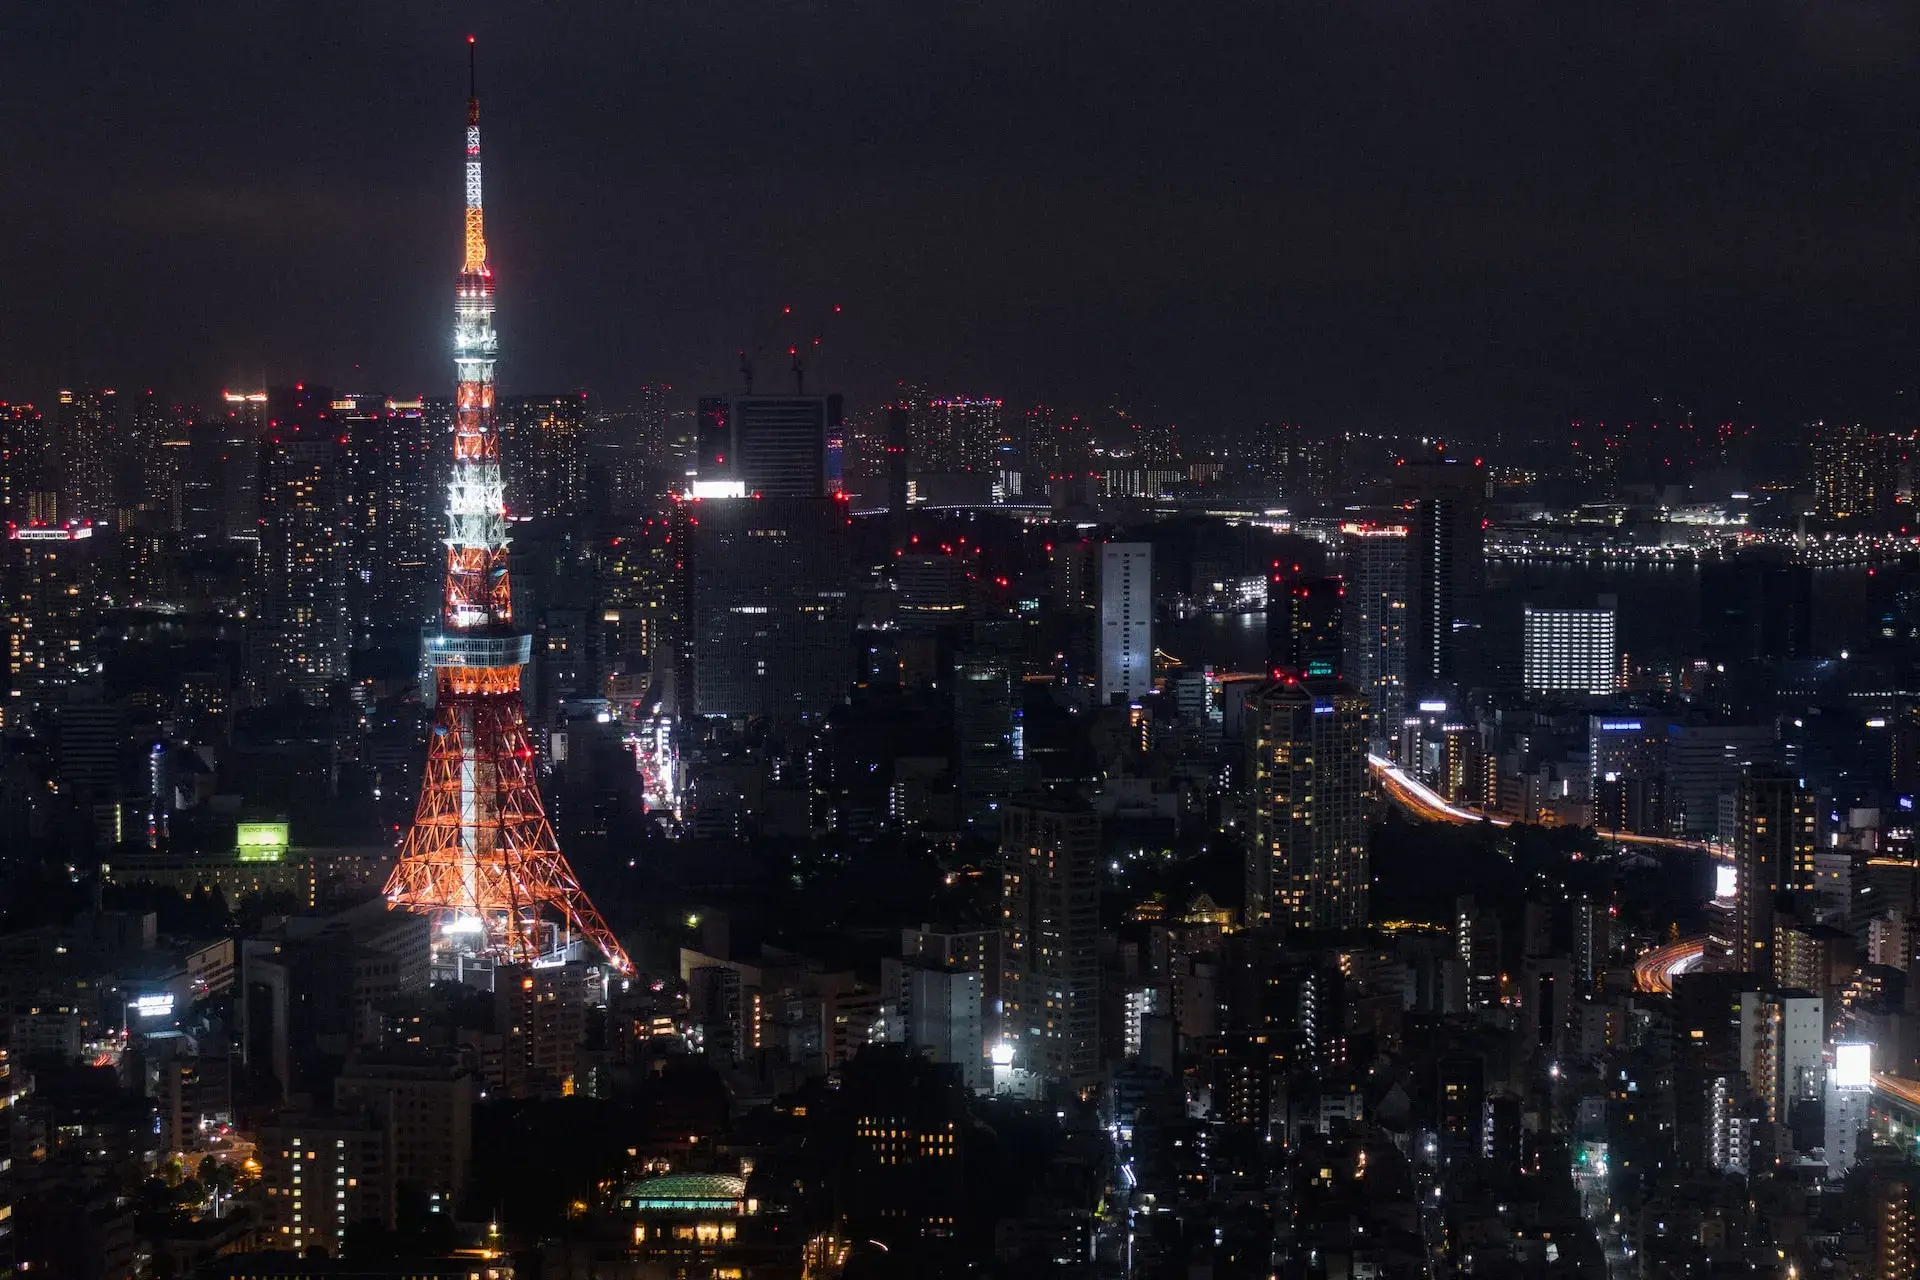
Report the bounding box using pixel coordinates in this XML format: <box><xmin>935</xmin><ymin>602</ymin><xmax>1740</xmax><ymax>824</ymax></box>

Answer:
<box><xmin>468</xmin><ymin>34</ymin><xmax>477</xmax><ymax>102</ymax></box>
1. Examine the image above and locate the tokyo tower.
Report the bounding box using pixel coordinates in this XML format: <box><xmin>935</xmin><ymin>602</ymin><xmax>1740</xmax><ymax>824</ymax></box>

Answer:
<box><xmin>385</xmin><ymin>38</ymin><xmax>634</xmax><ymax>975</ymax></box>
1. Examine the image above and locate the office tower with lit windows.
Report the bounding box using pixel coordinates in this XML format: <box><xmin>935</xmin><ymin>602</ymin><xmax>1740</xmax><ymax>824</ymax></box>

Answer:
<box><xmin>1733</xmin><ymin>767</ymin><xmax>1816</xmax><ymax>982</ymax></box>
<box><xmin>1868</xmin><ymin>1166</ymin><xmax>1920</xmax><ymax>1280</ymax></box>
<box><xmin>0</xmin><ymin>402</ymin><xmax>44</xmax><ymax>525</ymax></box>
<box><xmin>258</xmin><ymin>1114</ymin><xmax>386</xmax><ymax>1248</ymax></box>
<box><xmin>1243</xmin><ymin>679</ymin><xmax>1371</xmax><ymax>931</ymax></box>
<box><xmin>1811</xmin><ymin>421</ymin><xmax>1899</xmax><ymax>524</ymax></box>
<box><xmin>250</xmin><ymin>386</ymin><xmax>350</xmax><ymax>705</ymax></box>
<box><xmin>53</xmin><ymin>387</ymin><xmax>114</xmax><ymax>520</ymax></box>
<box><xmin>343</xmin><ymin>395</ymin><xmax>438</xmax><ymax>640</ymax></box>
<box><xmin>1392</xmin><ymin>457</ymin><xmax>1486</xmax><ymax>696</ymax></box>
<box><xmin>685</xmin><ymin>385</ymin><xmax>850</xmax><ymax>718</ymax></box>
<box><xmin>1000</xmin><ymin>798</ymin><xmax>1099</xmax><ymax>1083</ymax></box>
<box><xmin>600</xmin><ymin>501</ymin><xmax>680</xmax><ymax>679</ymax></box>
<box><xmin>502</xmin><ymin>393</ymin><xmax>590</xmax><ymax>518</ymax></box>
<box><xmin>5</xmin><ymin>521</ymin><xmax>104</xmax><ymax>726</ymax></box>
<box><xmin>1099</xmin><ymin>542</ymin><xmax>1152</xmax><ymax>705</ymax></box>
<box><xmin>684</xmin><ymin>493</ymin><xmax>850</xmax><ymax>719</ymax></box>
<box><xmin>1340</xmin><ymin>521</ymin><xmax>1407</xmax><ymax>745</ymax></box>
<box><xmin>1522</xmin><ymin>597</ymin><xmax>1617</xmax><ymax>696</ymax></box>
<box><xmin>1267</xmin><ymin>575</ymin><xmax>1343</xmax><ymax>677</ymax></box>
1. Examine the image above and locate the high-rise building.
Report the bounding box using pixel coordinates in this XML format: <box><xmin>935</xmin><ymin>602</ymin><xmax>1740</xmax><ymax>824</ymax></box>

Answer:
<box><xmin>384</xmin><ymin>39</ymin><xmax>632</xmax><ymax>977</ymax></box>
<box><xmin>343</xmin><ymin>395</ymin><xmax>438</xmax><ymax>638</ymax></box>
<box><xmin>884</xmin><ymin>405</ymin><xmax>911</xmax><ymax>516</ymax></box>
<box><xmin>1099</xmin><ymin>542</ymin><xmax>1152</xmax><ymax>705</ymax></box>
<box><xmin>251</xmin><ymin>386</ymin><xmax>350</xmax><ymax>705</ymax></box>
<box><xmin>52</xmin><ymin>388</ymin><xmax>114</xmax><ymax>521</ymax></box>
<box><xmin>1392</xmin><ymin>458</ymin><xmax>1486</xmax><ymax>696</ymax></box>
<box><xmin>881</xmin><ymin>957</ymin><xmax>986</xmax><ymax>1092</ymax></box>
<box><xmin>1868</xmin><ymin>1166</ymin><xmax>1920</xmax><ymax>1280</ymax></box>
<box><xmin>684</xmin><ymin>493</ymin><xmax>850</xmax><ymax>719</ymax></box>
<box><xmin>1000</xmin><ymin>798</ymin><xmax>1099</xmax><ymax>1083</ymax></box>
<box><xmin>1737</xmin><ymin>988</ymin><xmax>1823</xmax><ymax>1132</ymax></box>
<box><xmin>600</xmin><ymin>502</ymin><xmax>680</xmax><ymax>679</ymax></box>
<box><xmin>920</xmin><ymin>396</ymin><xmax>1004</xmax><ymax>472</ymax></box>
<box><xmin>695</xmin><ymin>394</ymin><xmax>843</xmax><ymax>498</ymax></box>
<box><xmin>1244</xmin><ymin>679</ymin><xmax>1371</xmax><ymax>931</ymax></box>
<box><xmin>1522</xmin><ymin>598</ymin><xmax>1617</xmax><ymax>696</ymax></box>
<box><xmin>0</xmin><ymin>402</ymin><xmax>46</xmax><ymax>525</ymax></box>
<box><xmin>1733</xmin><ymin>768</ymin><xmax>1816</xmax><ymax>982</ymax></box>
<box><xmin>5</xmin><ymin>521</ymin><xmax>104</xmax><ymax>726</ymax></box>
<box><xmin>333</xmin><ymin>1049</ymin><xmax>474</xmax><ymax>1218</ymax></box>
<box><xmin>1267</xmin><ymin>575</ymin><xmax>1343</xmax><ymax>678</ymax></box>
<box><xmin>1340</xmin><ymin>522</ymin><xmax>1407</xmax><ymax>746</ymax></box>
<box><xmin>502</xmin><ymin>394</ymin><xmax>590</xmax><ymax>518</ymax></box>
<box><xmin>1700</xmin><ymin>551</ymin><xmax>1812</xmax><ymax>664</ymax></box>
<box><xmin>257</xmin><ymin>1113</ymin><xmax>387</xmax><ymax>1249</ymax></box>
<box><xmin>1811</xmin><ymin>421</ymin><xmax>1899</xmax><ymax>524</ymax></box>
<box><xmin>954</xmin><ymin>621</ymin><xmax>1021</xmax><ymax>830</ymax></box>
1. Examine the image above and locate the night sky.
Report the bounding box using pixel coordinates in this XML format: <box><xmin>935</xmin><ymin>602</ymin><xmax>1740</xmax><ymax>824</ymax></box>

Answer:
<box><xmin>6</xmin><ymin>2</ymin><xmax>1920</xmax><ymax>435</ymax></box>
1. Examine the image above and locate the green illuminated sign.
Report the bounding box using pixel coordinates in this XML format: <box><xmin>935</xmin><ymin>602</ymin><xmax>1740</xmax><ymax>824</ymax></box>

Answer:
<box><xmin>236</xmin><ymin>822</ymin><xmax>290</xmax><ymax>863</ymax></box>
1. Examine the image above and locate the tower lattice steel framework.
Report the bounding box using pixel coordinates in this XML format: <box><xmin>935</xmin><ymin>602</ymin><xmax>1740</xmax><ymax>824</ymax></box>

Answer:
<box><xmin>385</xmin><ymin>39</ymin><xmax>633</xmax><ymax>974</ymax></box>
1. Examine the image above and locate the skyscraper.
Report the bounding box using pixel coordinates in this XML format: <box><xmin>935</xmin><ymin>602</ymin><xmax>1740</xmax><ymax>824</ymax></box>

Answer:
<box><xmin>933</xmin><ymin>398</ymin><xmax>1005</xmax><ymax>472</ymax></box>
<box><xmin>1811</xmin><ymin>421</ymin><xmax>1898</xmax><ymax>524</ymax></box>
<box><xmin>502</xmin><ymin>394</ymin><xmax>589</xmax><ymax>518</ymax></box>
<box><xmin>4</xmin><ymin>521</ymin><xmax>103</xmax><ymax>727</ymax></box>
<box><xmin>1392</xmin><ymin>457</ymin><xmax>1486</xmax><ymax>696</ymax></box>
<box><xmin>1732</xmin><ymin>767</ymin><xmax>1815</xmax><ymax>982</ymax></box>
<box><xmin>251</xmin><ymin>385</ymin><xmax>349</xmax><ymax>705</ymax></box>
<box><xmin>954</xmin><ymin>621</ymin><xmax>1021</xmax><ymax>830</ymax></box>
<box><xmin>884</xmin><ymin>405</ymin><xmax>910</xmax><ymax>517</ymax></box>
<box><xmin>52</xmin><ymin>388</ymin><xmax>113</xmax><ymax>521</ymax></box>
<box><xmin>343</xmin><ymin>395</ymin><xmax>438</xmax><ymax>640</ymax></box>
<box><xmin>1340</xmin><ymin>522</ymin><xmax>1407</xmax><ymax>747</ymax></box>
<box><xmin>1243</xmin><ymin>679</ymin><xmax>1371</xmax><ymax>931</ymax></box>
<box><xmin>1099</xmin><ymin>542</ymin><xmax>1152</xmax><ymax>705</ymax></box>
<box><xmin>1522</xmin><ymin>598</ymin><xmax>1617</xmax><ymax>696</ymax></box>
<box><xmin>1000</xmin><ymin>798</ymin><xmax>1099</xmax><ymax>1083</ymax></box>
<box><xmin>684</xmin><ymin>494</ymin><xmax>850</xmax><ymax>718</ymax></box>
<box><xmin>1267</xmin><ymin>574</ymin><xmax>1343</xmax><ymax>678</ymax></box>
<box><xmin>385</xmin><ymin>39</ymin><xmax>632</xmax><ymax>976</ymax></box>
<box><xmin>694</xmin><ymin>394</ymin><xmax>843</xmax><ymax>497</ymax></box>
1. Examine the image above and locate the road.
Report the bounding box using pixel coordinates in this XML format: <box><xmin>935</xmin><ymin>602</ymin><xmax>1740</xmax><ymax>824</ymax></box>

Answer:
<box><xmin>1631</xmin><ymin>937</ymin><xmax>1706</xmax><ymax>995</ymax></box>
<box><xmin>1369</xmin><ymin>756</ymin><xmax>1716</xmax><ymax>854</ymax></box>
<box><xmin>1871</xmin><ymin>1072</ymin><xmax>1920</xmax><ymax>1110</ymax></box>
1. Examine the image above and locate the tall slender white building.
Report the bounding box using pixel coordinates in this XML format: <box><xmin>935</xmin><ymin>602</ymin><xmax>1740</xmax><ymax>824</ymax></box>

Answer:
<box><xmin>1099</xmin><ymin>542</ymin><xmax>1152</xmax><ymax>705</ymax></box>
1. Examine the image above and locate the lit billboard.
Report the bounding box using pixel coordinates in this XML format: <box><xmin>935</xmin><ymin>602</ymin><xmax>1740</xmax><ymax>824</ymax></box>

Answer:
<box><xmin>236</xmin><ymin>821</ymin><xmax>289</xmax><ymax>862</ymax></box>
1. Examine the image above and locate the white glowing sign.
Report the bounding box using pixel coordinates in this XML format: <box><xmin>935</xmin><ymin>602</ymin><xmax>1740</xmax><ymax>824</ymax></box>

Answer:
<box><xmin>1714</xmin><ymin>866</ymin><xmax>1737</xmax><ymax>901</ymax></box>
<box><xmin>1835</xmin><ymin>1042</ymin><xmax>1872</xmax><ymax>1089</ymax></box>
<box><xmin>132</xmin><ymin>993</ymin><xmax>175</xmax><ymax>1019</ymax></box>
<box><xmin>689</xmin><ymin>480</ymin><xmax>747</xmax><ymax>499</ymax></box>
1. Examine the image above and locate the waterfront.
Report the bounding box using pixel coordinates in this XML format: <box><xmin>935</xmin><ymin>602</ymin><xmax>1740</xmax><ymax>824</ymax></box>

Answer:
<box><xmin>1160</xmin><ymin>562</ymin><xmax>1893</xmax><ymax>676</ymax></box>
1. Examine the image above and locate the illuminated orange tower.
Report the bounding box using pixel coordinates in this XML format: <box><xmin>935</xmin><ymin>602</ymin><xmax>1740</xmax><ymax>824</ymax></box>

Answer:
<box><xmin>385</xmin><ymin>39</ymin><xmax>633</xmax><ymax>974</ymax></box>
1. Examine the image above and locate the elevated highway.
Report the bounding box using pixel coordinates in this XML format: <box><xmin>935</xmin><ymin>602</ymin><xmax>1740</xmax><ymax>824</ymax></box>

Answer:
<box><xmin>1369</xmin><ymin>755</ymin><xmax>1716</xmax><ymax>854</ymax></box>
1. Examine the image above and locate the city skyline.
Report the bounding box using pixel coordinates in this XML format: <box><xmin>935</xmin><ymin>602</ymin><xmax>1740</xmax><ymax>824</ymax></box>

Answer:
<box><xmin>8</xmin><ymin>5</ymin><xmax>1920</xmax><ymax>433</ymax></box>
